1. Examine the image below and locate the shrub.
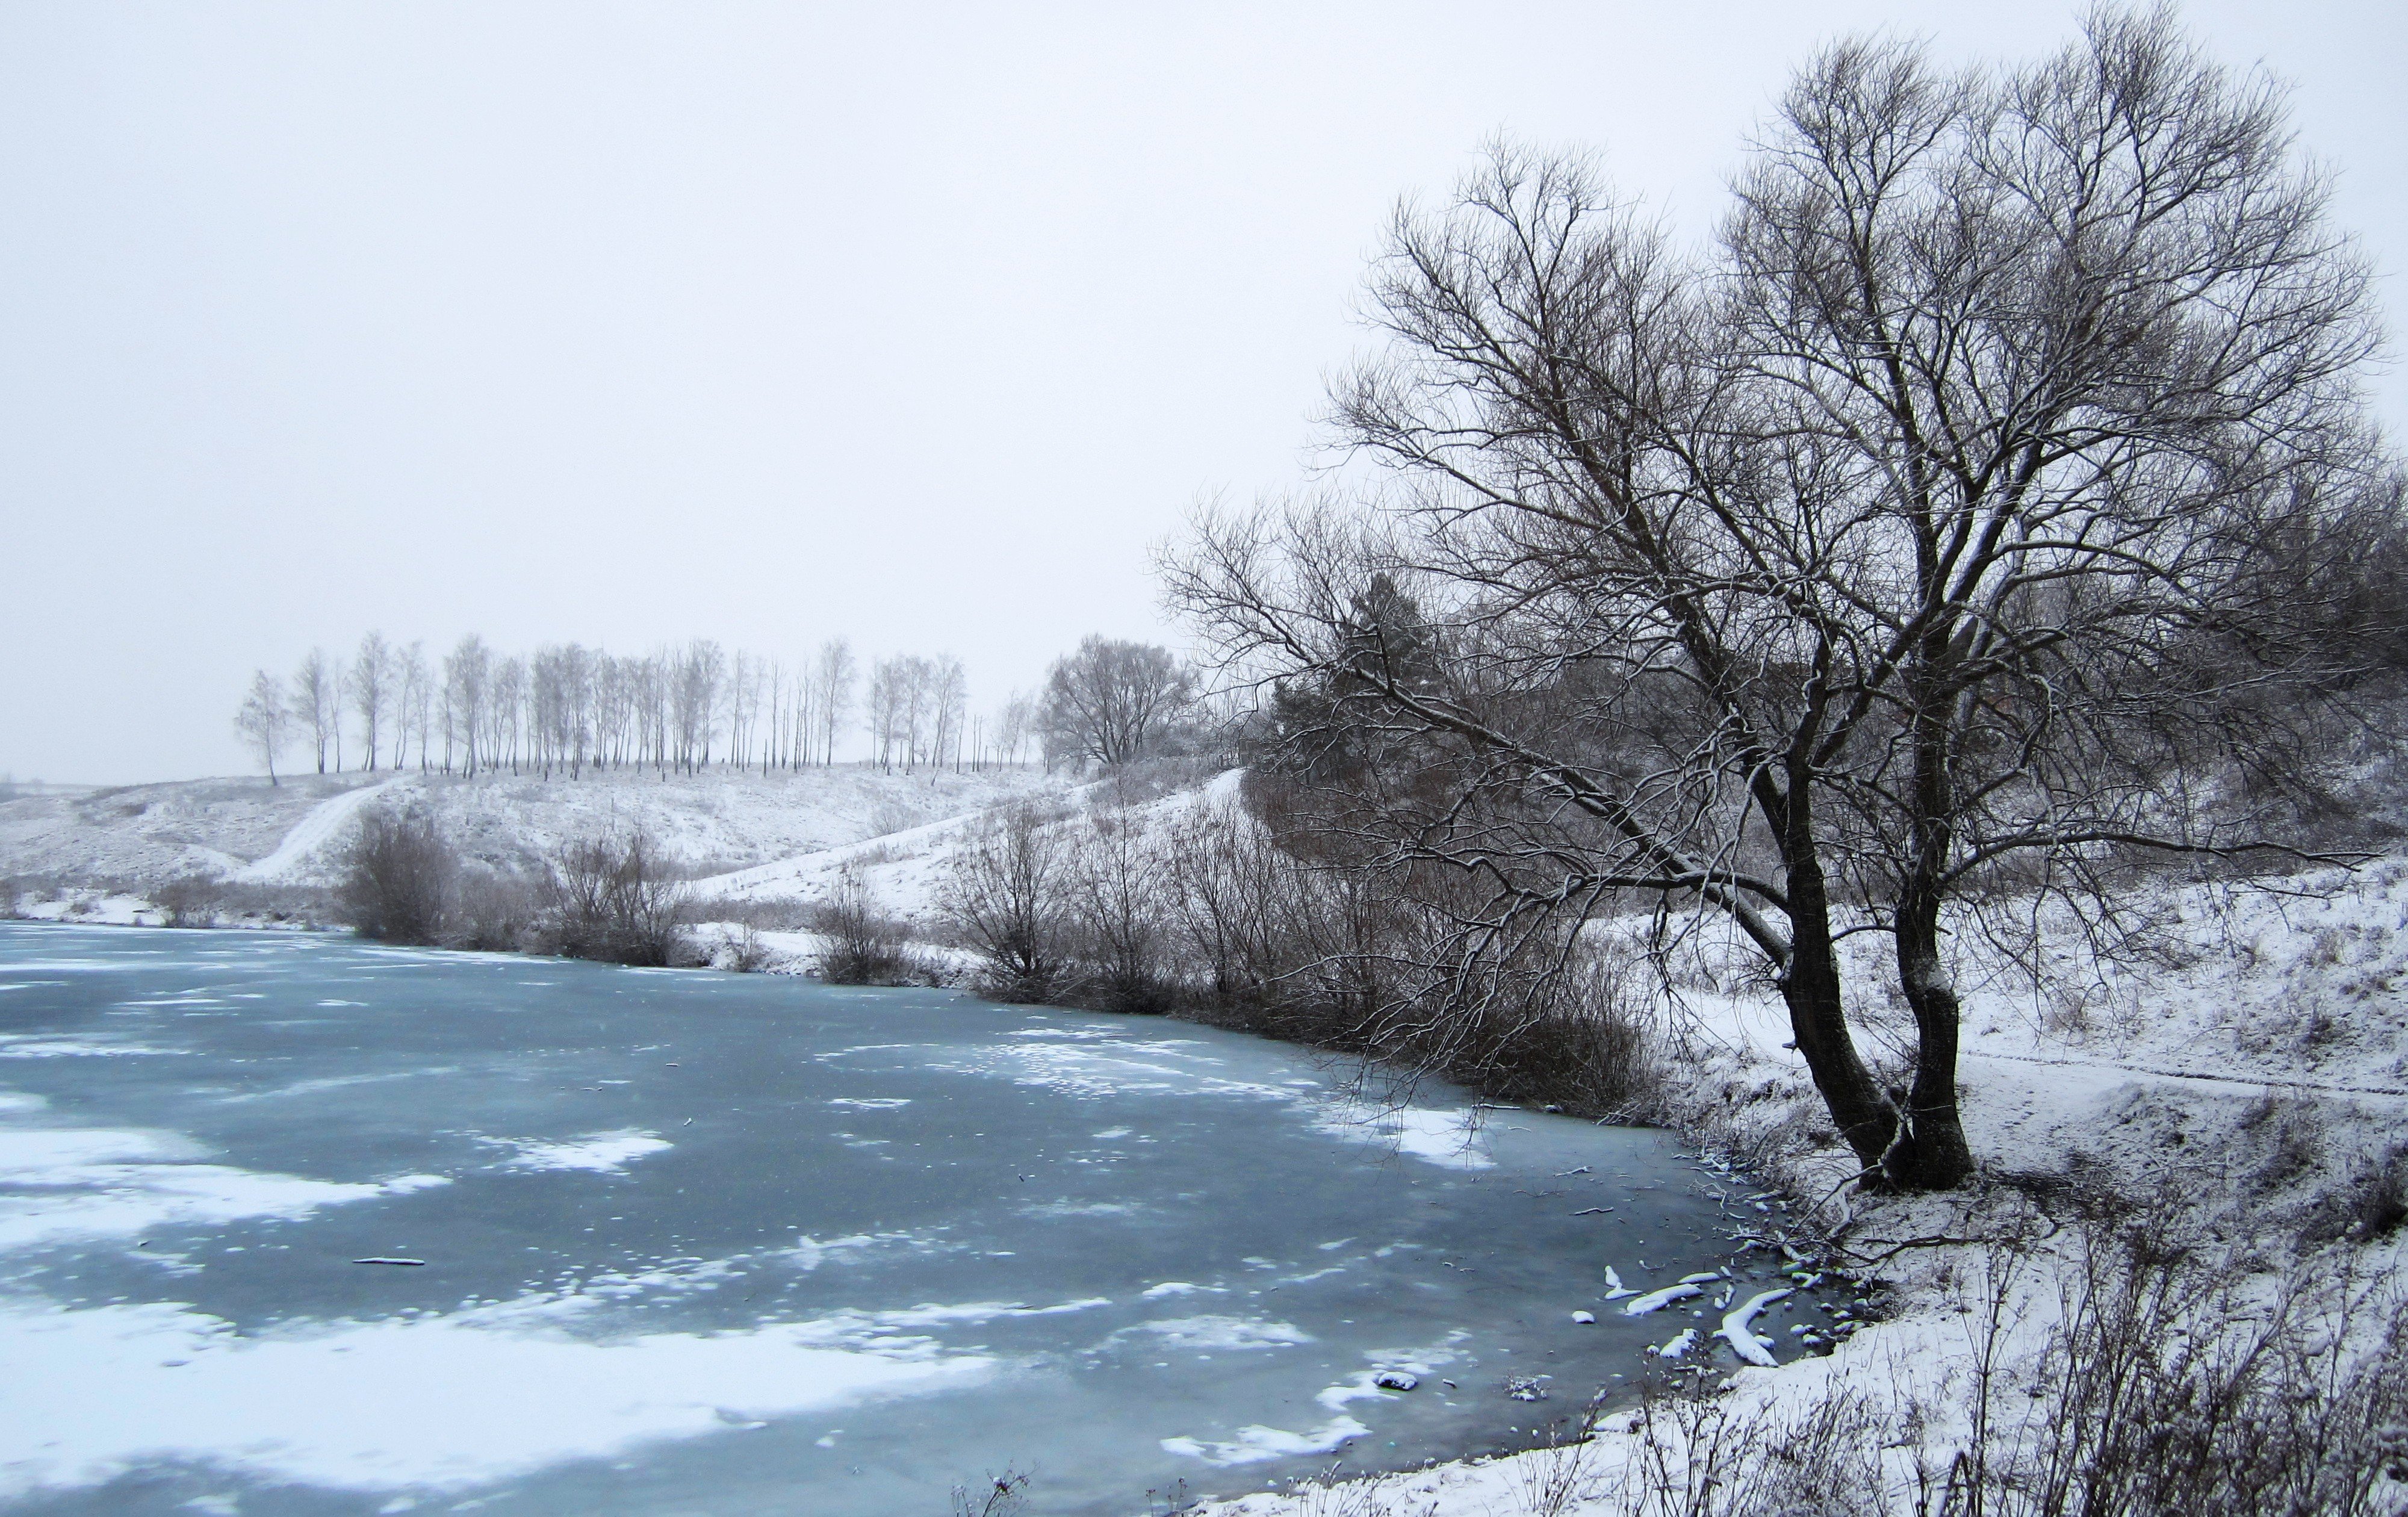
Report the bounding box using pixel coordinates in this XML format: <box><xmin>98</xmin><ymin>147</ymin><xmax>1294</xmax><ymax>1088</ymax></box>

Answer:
<box><xmin>2306</xmin><ymin>1148</ymin><xmax>2408</xmax><ymax>1244</ymax></box>
<box><xmin>683</xmin><ymin>895</ymin><xmax>813</xmax><ymax>932</ymax></box>
<box><xmin>713</xmin><ymin>923</ymin><xmax>771</xmax><ymax>973</ymax></box>
<box><xmin>939</xmin><ymin>804</ymin><xmax>1074</xmax><ymax>1001</ymax></box>
<box><xmin>340</xmin><ymin>807</ymin><xmax>456</xmax><ymax>946</ymax></box>
<box><xmin>538</xmin><ymin>830</ymin><xmax>691</xmax><ymax>967</ymax></box>
<box><xmin>1407</xmin><ymin>950</ymin><xmax>1659</xmax><ymax>1119</ymax></box>
<box><xmin>1060</xmin><ymin>813</ymin><xmax>1170</xmax><ymax>1013</ymax></box>
<box><xmin>447</xmin><ymin>866</ymin><xmax>540</xmax><ymax>952</ymax></box>
<box><xmin>151</xmin><ymin>873</ymin><xmax>225</xmax><ymax>929</ymax></box>
<box><xmin>1945</xmin><ymin>1211</ymin><xmax>2408</xmax><ymax>1516</ymax></box>
<box><xmin>809</xmin><ymin>872</ymin><xmax>923</xmax><ymax>985</ymax></box>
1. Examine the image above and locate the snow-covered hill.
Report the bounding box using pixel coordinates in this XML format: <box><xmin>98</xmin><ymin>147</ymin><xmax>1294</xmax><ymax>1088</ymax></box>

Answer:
<box><xmin>0</xmin><ymin>765</ymin><xmax>1068</xmax><ymax>889</ymax></box>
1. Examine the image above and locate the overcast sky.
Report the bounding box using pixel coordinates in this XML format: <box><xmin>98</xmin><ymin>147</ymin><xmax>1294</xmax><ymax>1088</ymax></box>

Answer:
<box><xmin>2</xmin><ymin>1</ymin><xmax>2400</xmax><ymax>784</ymax></box>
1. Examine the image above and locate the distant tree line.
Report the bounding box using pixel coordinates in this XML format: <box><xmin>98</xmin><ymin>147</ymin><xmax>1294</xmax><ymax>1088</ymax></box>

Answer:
<box><xmin>232</xmin><ymin>629</ymin><xmax>1205</xmax><ymax>784</ymax></box>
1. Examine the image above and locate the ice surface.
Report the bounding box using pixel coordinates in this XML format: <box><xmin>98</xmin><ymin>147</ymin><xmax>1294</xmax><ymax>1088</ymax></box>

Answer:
<box><xmin>0</xmin><ymin>922</ymin><xmax>1781</xmax><ymax>1516</ymax></box>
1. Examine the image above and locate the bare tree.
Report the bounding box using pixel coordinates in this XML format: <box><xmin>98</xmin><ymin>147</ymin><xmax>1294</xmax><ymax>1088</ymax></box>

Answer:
<box><xmin>291</xmin><ymin>649</ymin><xmax>340</xmax><ymax>775</ymax></box>
<box><xmin>671</xmin><ymin>639</ymin><xmax>725</xmax><ymax>772</ymax></box>
<box><xmin>489</xmin><ymin>654</ymin><xmax>526</xmax><ymax>774</ymax></box>
<box><xmin>995</xmin><ymin>691</ymin><xmax>1037</xmax><ymax>766</ymax></box>
<box><xmin>931</xmin><ymin>654</ymin><xmax>969</xmax><ymax>771</ymax></box>
<box><xmin>1038</xmin><ymin>636</ymin><xmax>1195</xmax><ymax>768</ymax></box>
<box><xmin>352</xmin><ymin>631</ymin><xmax>393</xmax><ymax>770</ymax></box>
<box><xmin>233</xmin><ymin>669</ymin><xmax>294</xmax><ymax>786</ymax></box>
<box><xmin>870</xmin><ymin>654</ymin><xmax>942</xmax><ymax>770</ymax></box>
<box><xmin>443</xmin><ymin>634</ymin><xmax>491</xmax><ymax>777</ymax></box>
<box><xmin>809</xmin><ymin>637</ymin><xmax>857</xmax><ymax>765</ymax></box>
<box><xmin>397</xmin><ymin>641</ymin><xmax>432</xmax><ymax>771</ymax></box>
<box><xmin>1168</xmin><ymin>10</ymin><xmax>2394</xmax><ymax>1190</ymax></box>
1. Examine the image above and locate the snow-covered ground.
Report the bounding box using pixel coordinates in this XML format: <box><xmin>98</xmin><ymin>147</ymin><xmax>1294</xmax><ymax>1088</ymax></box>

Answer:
<box><xmin>0</xmin><ymin>764</ymin><xmax>1067</xmax><ymax>890</ymax></box>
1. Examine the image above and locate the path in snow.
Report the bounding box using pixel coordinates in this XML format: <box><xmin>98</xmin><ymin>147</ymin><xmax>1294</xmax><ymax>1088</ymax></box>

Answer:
<box><xmin>1964</xmin><ymin>1047</ymin><xmax>2408</xmax><ymax>1100</ymax></box>
<box><xmin>228</xmin><ymin>776</ymin><xmax>410</xmax><ymax>884</ymax></box>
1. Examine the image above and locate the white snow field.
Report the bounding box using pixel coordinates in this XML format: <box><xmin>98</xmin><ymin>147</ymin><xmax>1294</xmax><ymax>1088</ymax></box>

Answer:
<box><xmin>0</xmin><ymin>764</ymin><xmax>1067</xmax><ymax>891</ymax></box>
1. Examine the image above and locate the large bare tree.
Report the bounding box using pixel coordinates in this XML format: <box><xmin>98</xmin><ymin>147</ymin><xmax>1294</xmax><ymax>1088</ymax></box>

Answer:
<box><xmin>1039</xmin><ymin>636</ymin><xmax>1196</xmax><ymax>768</ymax></box>
<box><xmin>1168</xmin><ymin>9</ymin><xmax>2395</xmax><ymax>1190</ymax></box>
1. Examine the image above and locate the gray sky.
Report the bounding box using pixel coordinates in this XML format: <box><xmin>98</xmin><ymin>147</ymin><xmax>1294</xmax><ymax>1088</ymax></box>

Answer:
<box><xmin>2</xmin><ymin>1</ymin><xmax>2400</xmax><ymax>784</ymax></box>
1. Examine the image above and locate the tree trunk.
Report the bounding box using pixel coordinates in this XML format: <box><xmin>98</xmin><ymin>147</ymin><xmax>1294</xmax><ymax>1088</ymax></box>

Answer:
<box><xmin>1887</xmin><ymin>677</ymin><xmax>1976</xmax><ymax>1190</ymax></box>
<box><xmin>1890</xmin><ymin>892</ymin><xmax>1976</xmax><ymax>1189</ymax></box>
<box><xmin>1779</xmin><ymin>844</ymin><xmax>1896</xmax><ymax>1176</ymax></box>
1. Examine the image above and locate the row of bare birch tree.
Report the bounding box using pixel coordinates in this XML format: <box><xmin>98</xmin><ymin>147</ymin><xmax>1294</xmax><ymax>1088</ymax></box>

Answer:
<box><xmin>236</xmin><ymin>632</ymin><xmax>1047</xmax><ymax>783</ymax></box>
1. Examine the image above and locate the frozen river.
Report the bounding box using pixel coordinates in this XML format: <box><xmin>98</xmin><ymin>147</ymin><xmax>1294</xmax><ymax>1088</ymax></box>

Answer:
<box><xmin>0</xmin><ymin>923</ymin><xmax>1813</xmax><ymax>1515</ymax></box>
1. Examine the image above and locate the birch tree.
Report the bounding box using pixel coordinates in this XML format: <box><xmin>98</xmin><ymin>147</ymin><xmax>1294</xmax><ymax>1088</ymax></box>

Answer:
<box><xmin>352</xmin><ymin>631</ymin><xmax>393</xmax><ymax>770</ymax></box>
<box><xmin>234</xmin><ymin>670</ymin><xmax>293</xmax><ymax>786</ymax></box>
<box><xmin>291</xmin><ymin>649</ymin><xmax>340</xmax><ymax>775</ymax></box>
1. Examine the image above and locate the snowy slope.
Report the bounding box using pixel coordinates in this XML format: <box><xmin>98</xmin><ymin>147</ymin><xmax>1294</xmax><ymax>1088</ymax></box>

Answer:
<box><xmin>228</xmin><ymin>774</ymin><xmax>413</xmax><ymax>883</ymax></box>
<box><xmin>0</xmin><ymin>773</ymin><xmax>388</xmax><ymax>884</ymax></box>
<box><xmin>692</xmin><ymin>767</ymin><xmax>1244</xmax><ymax>929</ymax></box>
<box><xmin>0</xmin><ymin>765</ymin><xmax>1069</xmax><ymax>889</ymax></box>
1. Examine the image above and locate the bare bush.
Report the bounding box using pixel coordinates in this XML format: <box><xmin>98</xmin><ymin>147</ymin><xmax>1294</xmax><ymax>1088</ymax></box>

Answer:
<box><xmin>809</xmin><ymin>872</ymin><xmax>923</xmax><ymax>985</ymax></box>
<box><xmin>1940</xmin><ymin>1214</ymin><xmax>2408</xmax><ymax>1516</ymax></box>
<box><xmin>1159</xmin><ymin>799</ymin><xmax>1302</xmax><ymax>1016</ymax></box>
<box><xmin>940</xmin><ymin>804</ymin><xmax>1075</xmax><ymax>1001</ymax></box>
<box><xmin>2305</xmin><ymin>1147</ymin><xmax>2408</xmax><ymax>1245</ymax></box>
<box><xmin>949</xmin><ymin>1468</ymin><xmax>1031</xmax><ymax>1517</ymax></box>
<box><xmin>1603</xmin><ymin>1375</ymin><xmax>1891</xmax><ymax>1517</ymax></box>
<box><xmin>447</xmin><ymin>866</ymin><xmax>539</xmax><ymax>952</ymax></box>
<box><xmin>538</xmin><ymin>830</ymin><xmax>691</xmax><ymax>967</ymax></box>
<box><xmin>1397</xmin><ymin>949</ymin><xmax>1658</xmax><ymax>1120</ymax></box>
<box><xmin>713</xmin><ymin>923</ymin><xmax>771</xmax><ymax>973</ymax></box>
<box><xmin>1063</xmin><ymin>813</ymin><xmax>1170</xmax><ymax>1013</ymax></box>
<box><xmin>340</xmin><ymin>807</ymin><xmax>456</xmax><ymax>946</ymax></box>
<box><xmin>151</xmin><ymin>873</ymin><xmax>225</xmax><ymax>929</ymax></box>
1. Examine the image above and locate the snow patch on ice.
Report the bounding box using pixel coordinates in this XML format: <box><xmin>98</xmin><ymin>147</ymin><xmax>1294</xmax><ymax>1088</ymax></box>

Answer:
<box><xmin>1162</xmin><ymin>1416</ymin><xmax>1369</xmax><ymax>1466</ymax></box>
<box><xmin>0</xmin><ymin>1294</ymin><xmax>990</xmax><ymax>1498</ymax></box>
<box><xmin>0</xmin><ymin>1121</ymin><xmax>447</xmax><ymax>1250</ymax></box>
<box><xmin>0</xmin><ymin>1037</ymin><xmax>183</xmax><ymax>1059</ymax></box>
<box><xmin>1122</xmin><ymin>1315</ymin><xmax>1312</xmax><ymax>1350</ymax></box>
<box><xmin>1621</xmin><ymin>1282</ymin><xmax>1704</xmax><ymax>1317</ymax></box>
<box><xmin>1312</xmin><ymin>1103</ymin><xmax>1494</xmax><ymax>1170</ymax></box>
<box><xmin>484</xmin><ymin>1131</ymin><xmax>669</xmax><ymax>1174</ymax></box>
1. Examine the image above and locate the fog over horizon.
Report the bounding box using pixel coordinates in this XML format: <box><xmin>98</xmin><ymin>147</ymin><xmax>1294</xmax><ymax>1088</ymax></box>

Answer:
<box><xmin>4</xmin><ymin>0</ymin><xmax>2401</xmax><ymax>786</ymax></box>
